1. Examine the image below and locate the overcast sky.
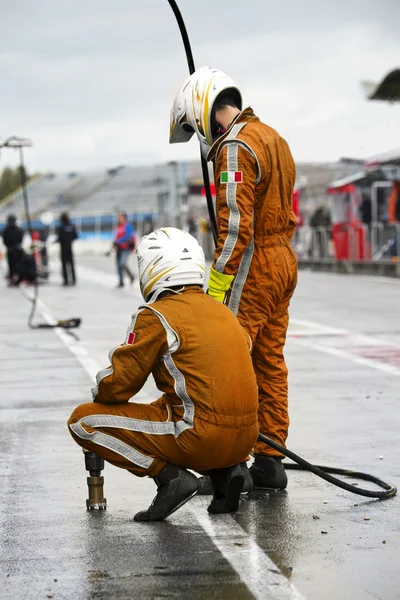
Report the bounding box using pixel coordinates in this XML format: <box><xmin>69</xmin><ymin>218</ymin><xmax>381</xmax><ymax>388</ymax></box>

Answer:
<box><xmin>1</xmin><ymin>0</ymin><xmax>399</xmax><ymax>172</ymax></box>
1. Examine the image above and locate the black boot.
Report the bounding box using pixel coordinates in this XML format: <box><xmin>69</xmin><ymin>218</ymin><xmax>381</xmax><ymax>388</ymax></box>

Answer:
<box><xmin>207</xmin><ymin>465</ymin><xmax>245</xmax><ymax>514</ymax></box>
<box><xmin>134</xmin><ymin>464</ymin><xmax>198</xmax><ymax>522</ymax></box>
<box><xmin>198</xmin><ymin>462</ymin><xmax>253</xmax><ymax>496</ymax></box>
<box><xmin>249</xmin><ymin>455</ymin><xmax>288</xmax><ymax>490</ymax></box>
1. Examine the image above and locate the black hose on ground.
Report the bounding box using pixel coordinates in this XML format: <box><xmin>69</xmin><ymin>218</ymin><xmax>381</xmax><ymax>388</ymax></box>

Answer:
<box><xmin>258</xmin><ymin>433</ymin><xmax>397</xmax><ymax>500</ymax></box>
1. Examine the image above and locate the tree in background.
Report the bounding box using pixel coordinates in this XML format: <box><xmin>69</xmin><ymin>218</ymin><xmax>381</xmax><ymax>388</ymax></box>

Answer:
<box><xmin>0</xmin><ymin>167</ymin><xmax>15</xmax><ymax>200</ymax></box>
<box><xmin>0</xmin><ymin>166</ymin><xmax>29</xmax><ymax>202</ymax></box>
<box><xmin>13</xmin><ymin>166</ymin><xmax>28</xmax><ymax>189</ymax></box>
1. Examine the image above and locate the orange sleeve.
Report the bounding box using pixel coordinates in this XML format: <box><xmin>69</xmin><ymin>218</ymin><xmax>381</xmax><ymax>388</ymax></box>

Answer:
<box><xmin>93</xmin><ymin>308</ymin><xmax>168</xmax><ymax>404</ymax></box>
<box><xmin>213</xmin><ymin>143</ymin><xmax>258</xmax><ymax>276</ymax></box>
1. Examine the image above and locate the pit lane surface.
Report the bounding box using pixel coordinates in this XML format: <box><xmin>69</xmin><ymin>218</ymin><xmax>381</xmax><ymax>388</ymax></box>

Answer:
<box><xmin>1</xmin><ymin>257</ymin><xmax>399</xmax><ymax>600</ymax></box>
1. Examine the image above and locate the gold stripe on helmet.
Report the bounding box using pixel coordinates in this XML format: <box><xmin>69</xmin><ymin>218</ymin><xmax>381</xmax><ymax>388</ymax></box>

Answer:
<box><xmin>203</xmin><ymin>75</ymin><xmax>215</xmax><ymax>146</ymax></box>
<box><xmin>143</xmin><ymin>267</ymin><xmax>175</xmax><ymax>299</ymax></box>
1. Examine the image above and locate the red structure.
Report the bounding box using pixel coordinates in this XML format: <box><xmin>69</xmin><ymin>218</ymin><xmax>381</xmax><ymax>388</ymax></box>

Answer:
<box><xmin>292</xmin><ymin>188</ymin><xmax>303</xmax><ymax>226</ymax></box>
<box><xmin>327</xmin><ymin>175</ymin><xmax>371</xmax><ymax>260</ymax></box>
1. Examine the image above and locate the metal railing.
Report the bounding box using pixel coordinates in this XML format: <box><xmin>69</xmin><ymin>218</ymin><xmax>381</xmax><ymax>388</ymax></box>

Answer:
<box><xmin>292</xmin><ymin>222</ymin><xmax>400</xmax><ymax>262</ymax></box>
<box><xmin>2</xmin><ymin>213</ymin><xmax>399</xmax><ymax>265</ymax></box>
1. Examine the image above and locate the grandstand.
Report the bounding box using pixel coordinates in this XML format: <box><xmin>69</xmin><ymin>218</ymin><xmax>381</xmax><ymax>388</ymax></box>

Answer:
<box><xmin>58</xmin><ymin>169</ymin><xmax>112</xmax><ymax>207</ymax></box>
<box><xmin>0</xmin><ymin>158</ymin><xmax>361</xmax><ymax>232</ymax></box>
<box><xmin>71</xmin><ymin>165</ymin><xmax>167</xmax><ymax>217</ymax></box>
<box><xmin>0</xmin><ymin>172</ymin><xmax>80</xmax><ymax>221</ymax></box>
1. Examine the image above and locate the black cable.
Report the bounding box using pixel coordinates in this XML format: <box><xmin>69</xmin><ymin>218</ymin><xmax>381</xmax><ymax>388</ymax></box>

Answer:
<box><xmin>166</xmin><ymin>0</ymin><xmax>218</xmax><ymax>245</ymax></box>
<box><xmin>258</xmin><ymin>433</ymin><xmax>397</xmax><ymax>500</ymax></box>
<box><xmin>18</xmin><ymin>146</ymin><xmax>40</xmax><ymax>329</ymax></box>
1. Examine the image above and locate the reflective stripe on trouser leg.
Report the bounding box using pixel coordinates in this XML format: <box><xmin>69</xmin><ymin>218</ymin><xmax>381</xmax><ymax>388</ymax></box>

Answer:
<box><xmin>76</xmin><ymin>414</ymin><xmax>177</xmax><ymax>435</ymax></box>
<box><xmin>70</xmin><ymin>420</ymin><xmax>154</xmax><ymax>469</ymax></box>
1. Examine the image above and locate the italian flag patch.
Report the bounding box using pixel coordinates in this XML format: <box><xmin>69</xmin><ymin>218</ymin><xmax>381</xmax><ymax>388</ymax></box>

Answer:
<box><xmin>220</xmin><ymin>171</ymin><xmax>243</xmax><ymax>183</ymax></box>
<box><xmin>127</xmin><ymin>332</ymin><xmax>136</xmax><ymax>345</ymax></box>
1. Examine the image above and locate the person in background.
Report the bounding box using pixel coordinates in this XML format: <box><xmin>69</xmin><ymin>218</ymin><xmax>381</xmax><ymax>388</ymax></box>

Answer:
<box><xmin>14</xmin><ymin>247</ymin><xmax>37</xmax><ymax>285</ymax></box>
<box><xmin>56</xmin><ymin>212</ymin><xmax>78</xmax><ymax>286</ymax></box>
<box><xmin>2</xmin><ymin>214</ymin><xmax>24</xmax><ymax>286</ymax></box>
<box><xmin>187</xmin><ymin>215</ymin><xmax>197</xmax><ymax>236</ymax></box>
<box><xmin>113</xmin><ymin>212</ymin><xmax>136</xmax><ymax>288</ymax></box>
<box><xmin>38</xmin><ymin>226</ymin><xmax>50</xmax><ymax>271</ymax></box>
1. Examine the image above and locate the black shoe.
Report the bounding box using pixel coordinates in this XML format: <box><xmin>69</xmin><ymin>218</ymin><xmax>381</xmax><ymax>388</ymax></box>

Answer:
<box><xmin>249</xmin><ymin>455</ymin><xmax>288</xmax><ymax>490</ymax></box>
<box><xmin>198</xmin><ymin>462</ymin><xmax>253</xmax><ymax>496</ymax></box>
<box><xmin>207</xmin><ymin>465</ymin><xmax>245</xmax><ymax>514</ymax></box>
<box><xmin>117</xmin><ymin>282</ymin><xmax>124</xmax><ymax>288</ymax></box>
<box><xmin>134</xmin><ymin>465</ymin><xmax>198</xmax><ymax>522</ymax></box>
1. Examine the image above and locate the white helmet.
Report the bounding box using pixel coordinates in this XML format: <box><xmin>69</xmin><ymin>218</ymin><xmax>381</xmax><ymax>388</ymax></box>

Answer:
<box><xmin>169</xmin><ymin>66</ymin><xmax>242</xmax><ymax>158</ymax></box>
<box><xmin>136</xmin><ymin>227</ymin><xmax>206</xmax><ymax>302</ymax></box>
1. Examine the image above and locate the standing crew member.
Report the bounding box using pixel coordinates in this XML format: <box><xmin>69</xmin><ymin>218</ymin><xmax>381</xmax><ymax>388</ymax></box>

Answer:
<box><xmin>112</xmin><ymin>212</ymin><xmax>136</xmax><ymax>288</ymax></box>
<box><xmin>170</xmin><ymin>67</ymin><xmax>298</xmax><ymax>490</ymax></box>
<box><xmin>68</xmin><ymin>228</ymin><xmax>259</xmax><ymax>521</ymax></box>
<box><xmin>56</xmin><ymin>212</ymin><xmax>78</xmax><ymax>286</ymax></box>
<box><xmin>2</xmin><ymin>214</ymin><xmax>24</xmax><ymax>285</ymax></box>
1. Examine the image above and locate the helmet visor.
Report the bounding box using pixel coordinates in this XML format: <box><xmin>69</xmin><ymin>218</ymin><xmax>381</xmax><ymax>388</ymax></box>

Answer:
<box><xmin>169</xmin><ymin>116</ymin><xmax>195</xmax><ymax>144</ymax></box>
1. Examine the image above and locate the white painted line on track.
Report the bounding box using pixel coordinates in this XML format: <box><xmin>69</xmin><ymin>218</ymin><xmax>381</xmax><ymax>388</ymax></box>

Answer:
<box><xmin>290</xmin><ymin>318</ymin><xmax>400</xmax><ymax>376</ymax></box>
<box><xmin>371</xmin><ymin>277</ymin><xmax>400</xmax><ymax>285</ymax></box>
<box><xmin>35</xmin><ymin>297</ymin><xmax>103</xmax><ymax>381</ymax></box>
<box><xmin>289</xmin><ymin>318</ymin><xmax>348</xmax><ymax>337</ymax></box>
<box><xmin>293</xmin><ymin>337</ymin><xmax>400</xmax><ymax>377</ymax></box>
<box><xmin>52</xmin><ymin>262</ymin><xmax>400</xmax><ymax>380</ymax></box>
<box><xmin>34</xmin><ymin>291</ymin><xmax>305</xmax><ymax>600</ymax></box>
<box><xmin>45</xmin><ymin>261</ymin><xmax>400</xmax><ymax>380</ymax></box>
<box><xmin>195</xmin><ymin>512</ymin><xmax>305</xmax><ymax>600</ymax></box>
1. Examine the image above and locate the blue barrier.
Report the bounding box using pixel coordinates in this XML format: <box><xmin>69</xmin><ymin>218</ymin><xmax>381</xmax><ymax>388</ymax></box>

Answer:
<box><xmin>0</xmin><ymin>212</ymin><xmax>157</xmax><ymax>233</ymax></box>
<box><xmin>78</xmin><ymin>231</ymin><xmax>113</xmax><ymax>241</ymax></box>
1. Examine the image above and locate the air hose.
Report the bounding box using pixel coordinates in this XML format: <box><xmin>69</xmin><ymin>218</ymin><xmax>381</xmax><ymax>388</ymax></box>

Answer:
<box><xmin>167</xmin><ymin>1</ymin><xmax>397</xmax><ymax>502</ymax></box>
<box><xmin>20</xmin><ymin>150</ymin><xmax>81</xmax><ymax>331</ymax></box>
<box><xmin>167</xmin><ymin>0</ymin><xmax>218</xmax><ymax>245</ymax></box>
<box><xmin>259</xmin><ymin>434</ymin><xmax>397</xmax><ymax>500</ymax></box>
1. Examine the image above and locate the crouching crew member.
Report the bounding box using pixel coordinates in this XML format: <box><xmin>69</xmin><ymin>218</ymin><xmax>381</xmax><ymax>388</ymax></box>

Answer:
<box><xmin>68</xmin><ymin>228</ymin><xmax>258</xmax><ymax>521</ymax></box>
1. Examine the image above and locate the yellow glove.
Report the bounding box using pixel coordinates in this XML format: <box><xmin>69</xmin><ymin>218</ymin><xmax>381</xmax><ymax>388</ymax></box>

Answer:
<box><xmin>207</xmin><ymin>267</ymin><xmax>234</xmax><ymax>303</ymax></box>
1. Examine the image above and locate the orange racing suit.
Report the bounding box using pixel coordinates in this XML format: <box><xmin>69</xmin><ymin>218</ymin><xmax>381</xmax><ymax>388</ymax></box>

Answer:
<box><xmin>68</xmin><ymin>286</ymin><xmax>259</xmax><ymax>477</ymax></box>
<box><xmin>208</xmin><ymin>107</ymin><xmax>298</xmax><ymax>456</ymax></box>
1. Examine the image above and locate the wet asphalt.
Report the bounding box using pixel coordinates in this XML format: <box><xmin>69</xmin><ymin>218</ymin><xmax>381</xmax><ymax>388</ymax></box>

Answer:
<box><xmin>1</xmin><ymin>256</ymin><xmax>399</xmax><ymax>600</ymax></box>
